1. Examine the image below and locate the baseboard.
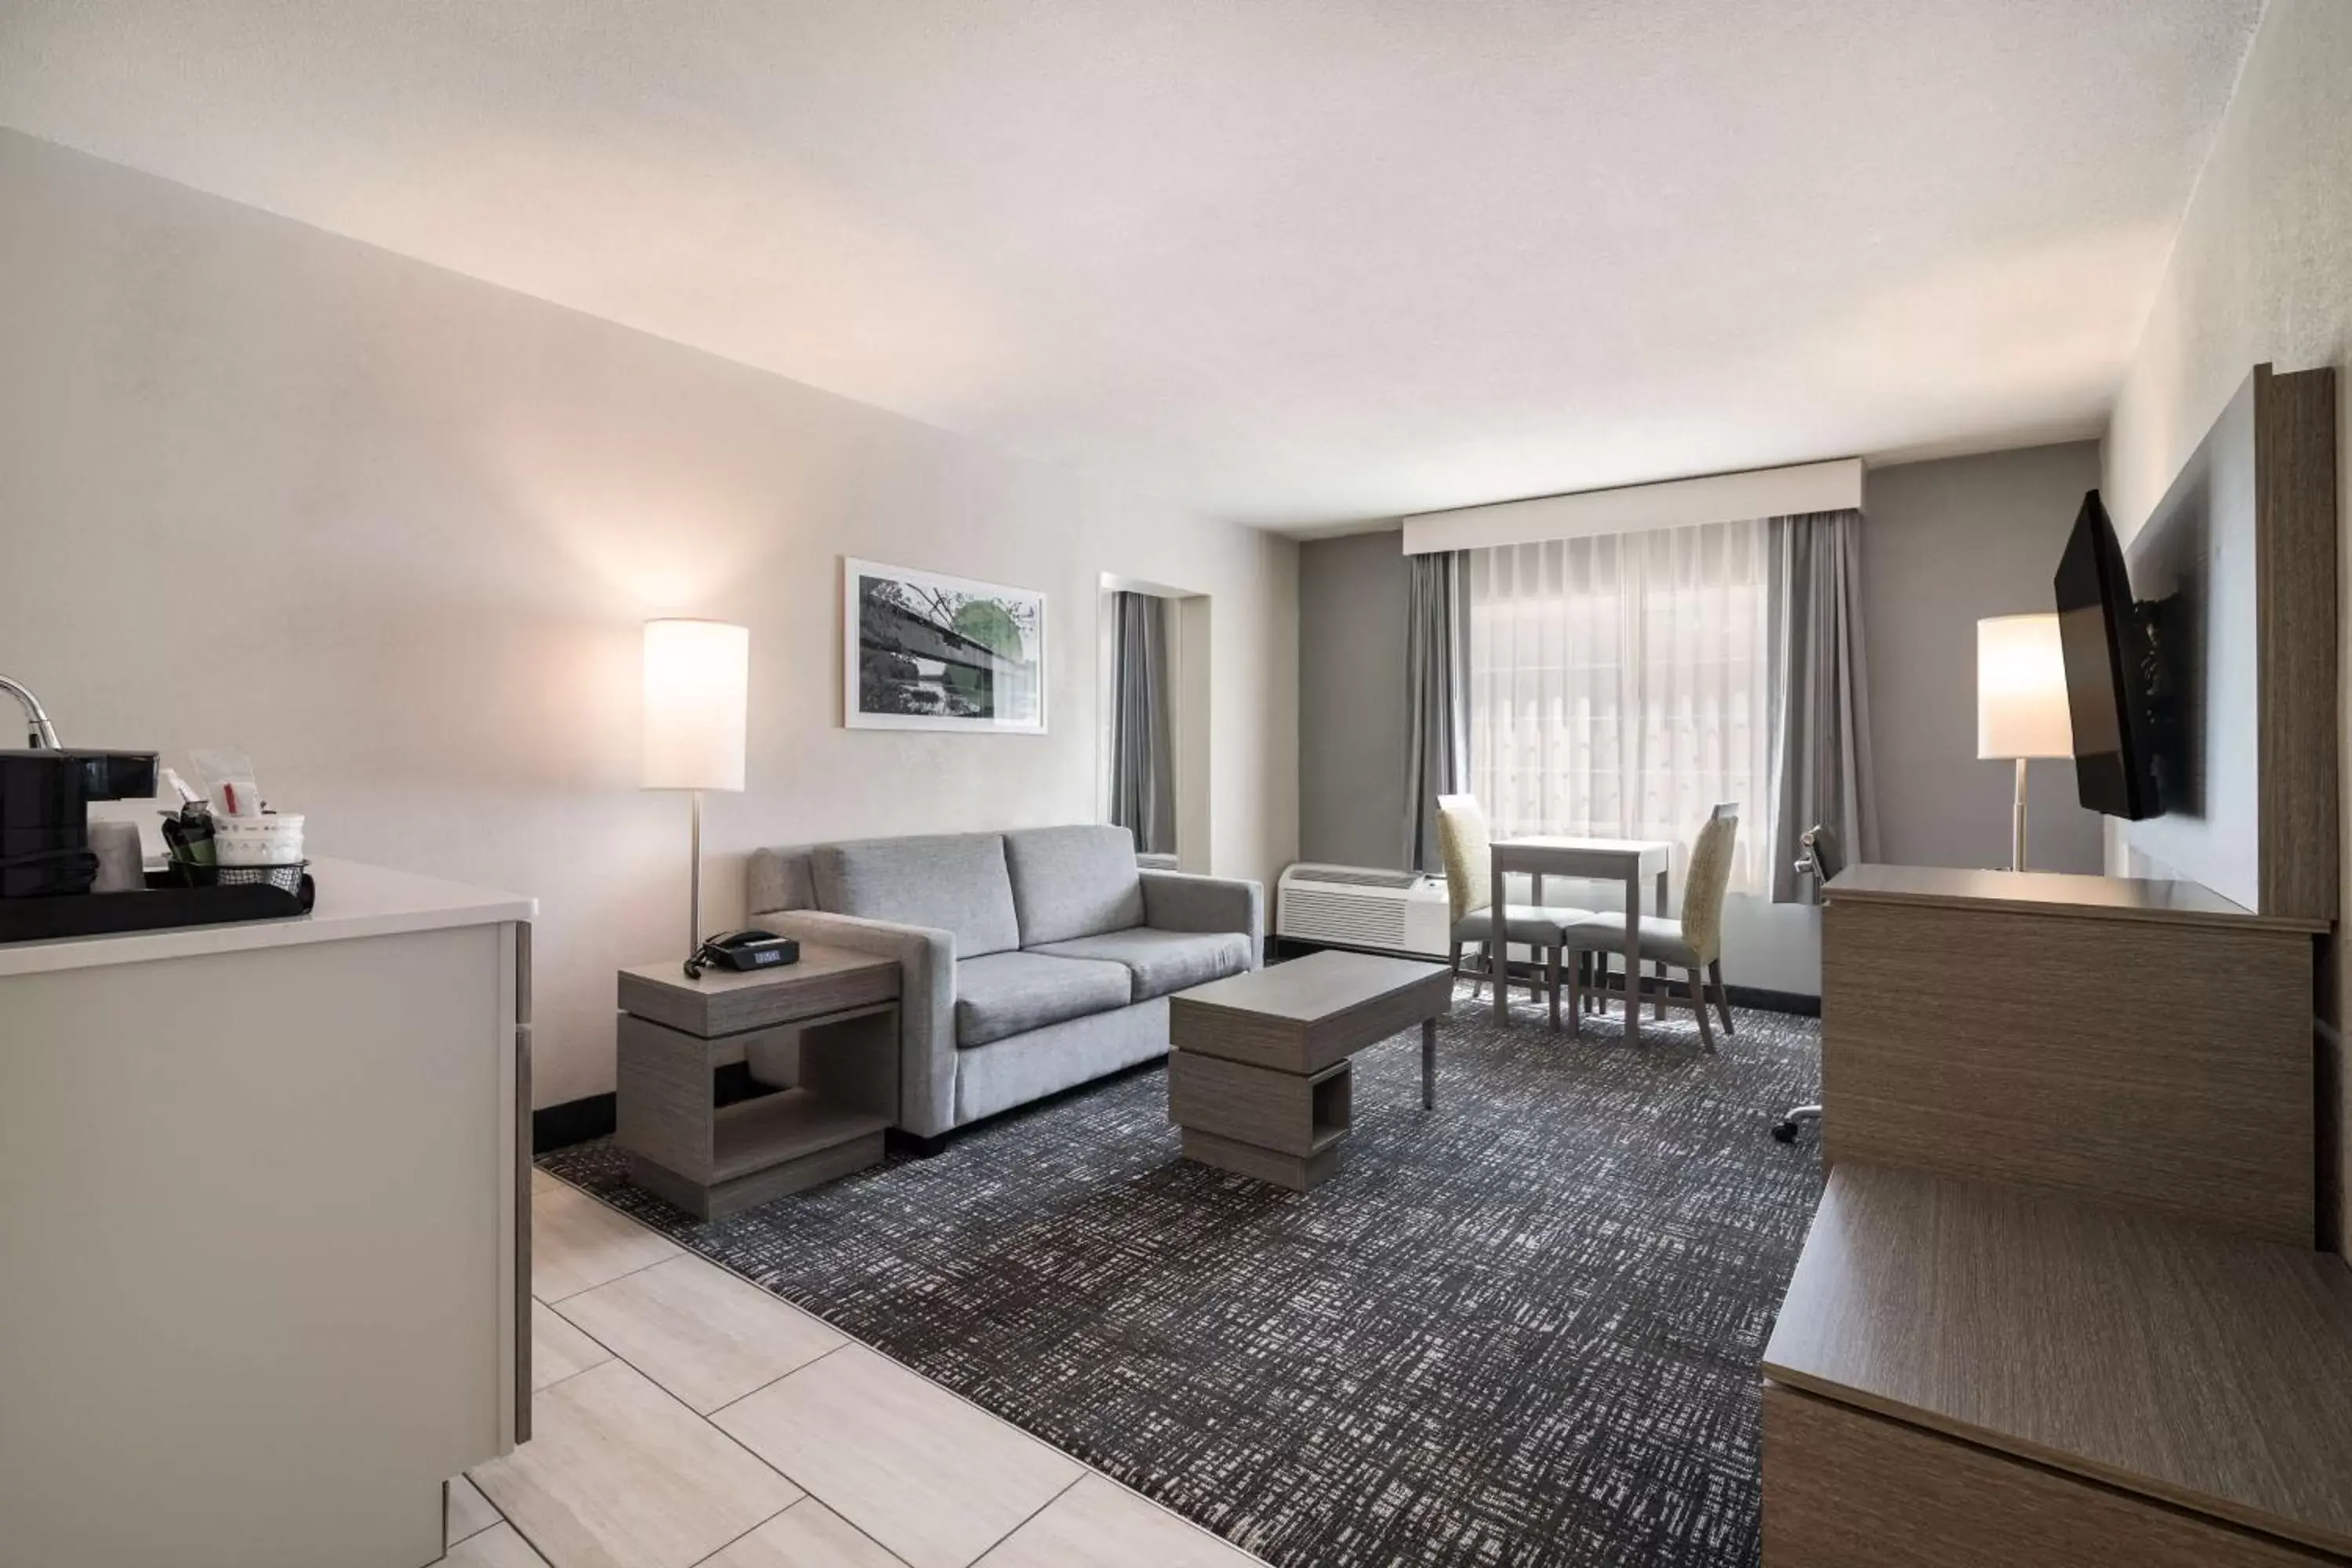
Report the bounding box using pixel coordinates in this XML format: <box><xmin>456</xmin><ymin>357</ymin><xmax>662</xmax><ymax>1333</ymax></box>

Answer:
<box><xmin>1726</xmin><ymin>985</ymin><xmax>1820</xmax><ymax>1018</ymax></box>
<box><xmin>1272</xmin><ymin>935</ymin><xmax>1821</xmax><ymax>1017</ymax></box>
<box><xmin>533</xmin><ymin>1092</ymin><xmax>615</xmax><ymax>1153</ymax></box>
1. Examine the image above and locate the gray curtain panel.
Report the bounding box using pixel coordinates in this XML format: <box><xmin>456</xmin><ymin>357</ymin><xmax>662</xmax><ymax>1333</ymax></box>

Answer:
<box><xmin>1109</xmin><ymin>590</ymin><xmax>1177</xmax><ymax>856</ymax></box>
<box><xmin>1766</xmin><ymin>509</ymin><xmax>1878</xmax><ymax>901</ymax></box>
<box><xmin>1403</xmin><ymin>550</ymin><xmax>1471</xmax><ymax>872</ymax></box>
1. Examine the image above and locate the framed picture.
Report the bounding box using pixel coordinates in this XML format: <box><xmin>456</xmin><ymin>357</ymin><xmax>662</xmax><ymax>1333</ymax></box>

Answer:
<box><xmin>843</xmin><ymin>558</ymin><xmax>1048</xmax><ymax>733</ymax></box>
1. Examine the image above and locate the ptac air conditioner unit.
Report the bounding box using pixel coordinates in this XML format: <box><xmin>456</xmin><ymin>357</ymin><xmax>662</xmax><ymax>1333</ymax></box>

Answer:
<box><xmin>1276</xmin><ymin>864</ymin><xmax>1452</xmax><ymax>958</ymax></box>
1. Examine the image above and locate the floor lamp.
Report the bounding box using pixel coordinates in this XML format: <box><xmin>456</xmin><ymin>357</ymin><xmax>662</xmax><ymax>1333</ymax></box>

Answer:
<box><xmin>643</xmin><ymin>619</ymin><xmax>750</xmax><ymax>956</ymax></box>
<box><xmin>1976</xmin><ymin>612</ymin><xmax>2072</xmax><ymax>872</ymax></box>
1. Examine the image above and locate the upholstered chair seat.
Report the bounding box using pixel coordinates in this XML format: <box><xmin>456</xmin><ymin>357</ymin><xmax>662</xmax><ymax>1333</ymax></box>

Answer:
<box><xmin>1451</xmin><ymin>904</ymin><xmax>1588</xmax><ymax>946</ymax></box>
<box><xmin>1573</xmin><ymin>804</ymin><xmax>1740</xmax><ymax>1051</ymax></box>
<box><xmin>1566</xmin><ymin>913</ymin><xmax>1702</xmax><ymax>967</ymax></box>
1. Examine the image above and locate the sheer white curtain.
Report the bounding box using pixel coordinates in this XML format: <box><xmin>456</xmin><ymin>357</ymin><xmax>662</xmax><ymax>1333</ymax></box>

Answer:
<box><xmin>1466</xmin><ymin>517</ymin><xmax>1772</xmax><ymax>894</ymax></box>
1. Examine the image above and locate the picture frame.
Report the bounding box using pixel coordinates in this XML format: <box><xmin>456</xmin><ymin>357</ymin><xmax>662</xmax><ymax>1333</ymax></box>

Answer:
<box><xmin>842</xmin><ymin>557</ymin><xmax>1048</xmax><ymax>734</ymax></box>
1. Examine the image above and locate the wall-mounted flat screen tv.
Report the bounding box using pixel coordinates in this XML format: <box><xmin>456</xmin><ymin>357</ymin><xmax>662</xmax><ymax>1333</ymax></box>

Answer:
<box><xmin>2053</xmin><ymin>489</ymin><xmax>2161</xmax><ymax>820</ymax></box>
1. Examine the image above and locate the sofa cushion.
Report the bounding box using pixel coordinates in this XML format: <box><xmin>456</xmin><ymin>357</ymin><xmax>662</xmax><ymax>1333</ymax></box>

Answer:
<box><xmin>811</xmin><ymin>833</ymin><xmax>1022</xmax><ymax>959</ymax></box>
<box><xmin>953</xmin><ymin>950</ymin><xmax>1133</xmax><ymax>1048</ymax></box>
<box><xmin>746</xmin><ymin>845</ymin><xmax>818</xmax><ymax>916</ymax></box>
<box><xmin>953</xmin><ymin>996</ymin><xmax>1173</xmax><ymax>1127</ymax></box>
<box><xmin>1001</xmin><ymin>825</ymin><xmax>1146</xmax><ymax>946</ymax></box>
<box><xmin>1029</xmin><ymin>927</ymin><xmax>1251</xmax><ymax>1002</ymax></box>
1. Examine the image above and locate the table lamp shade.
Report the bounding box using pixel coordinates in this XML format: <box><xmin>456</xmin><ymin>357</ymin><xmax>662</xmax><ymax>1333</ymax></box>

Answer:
<box><xmin>1976</xmin><ymin>613</ymin><xmax>2072</xmax><ymax>760</ymax></box>
<box><xmin>643</xmin><ymin>619</ymin><xmax>749</xmax><ymax>791</ymax></box>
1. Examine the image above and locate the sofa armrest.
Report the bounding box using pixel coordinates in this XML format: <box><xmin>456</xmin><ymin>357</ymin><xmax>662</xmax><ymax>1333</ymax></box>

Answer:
<box><xmin>1139</xmin><ymin>870</ymin><xmax>1265</xmax><ymax>969</ymax></box>
<box><xmin>757</xmin><ymin>908</ymin><xmax>960</xmax><ymax>1138</ymax></box>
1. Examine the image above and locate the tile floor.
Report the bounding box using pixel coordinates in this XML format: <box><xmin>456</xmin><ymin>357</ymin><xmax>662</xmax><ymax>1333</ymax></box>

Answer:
<box><xmin>430</xmin><ymin>1168</ymin><xmax>1265</xmax><ymax>1568</ymax></box>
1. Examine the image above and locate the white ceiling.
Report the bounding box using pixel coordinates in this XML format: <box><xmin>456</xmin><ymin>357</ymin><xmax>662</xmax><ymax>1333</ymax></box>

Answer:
<box><xmin>0</xmin><ymin>2</ymin><xmax>2261</xmax><ymax>532</ymax></box>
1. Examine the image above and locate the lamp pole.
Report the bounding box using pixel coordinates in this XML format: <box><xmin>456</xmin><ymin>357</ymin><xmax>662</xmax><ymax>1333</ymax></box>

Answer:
<box><xmin>689</xmin><ymin>788</ymin><xmax>704</xmax><ymax>953</ymax></box>
<box><xmin>2012</xmin><ymin>757</ymin><xmax>2030</xmax><ymax>872</ymax></box>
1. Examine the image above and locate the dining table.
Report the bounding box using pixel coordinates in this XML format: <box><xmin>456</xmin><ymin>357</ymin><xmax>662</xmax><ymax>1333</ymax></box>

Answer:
<box><xmin>1488</xmin><ymin>834</ymin><xmax>1676</xmax><ymax>1044</ymax></box>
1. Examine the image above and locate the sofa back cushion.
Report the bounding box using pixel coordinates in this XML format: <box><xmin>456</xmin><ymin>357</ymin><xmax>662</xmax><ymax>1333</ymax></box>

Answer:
<box><xmin>810</xmin><ymin>833</ymin><xmax>1022</xmax><ymax>958</ymax></box>
<box><xmin>1002</xmin><ymin>824</ymin><xmax>1146</xmax><ymax>946</ymax></box>
<box><xmin>746</xmin><ymin>846</ymin><xmax>817</xmax><ymax>916</ymax></box>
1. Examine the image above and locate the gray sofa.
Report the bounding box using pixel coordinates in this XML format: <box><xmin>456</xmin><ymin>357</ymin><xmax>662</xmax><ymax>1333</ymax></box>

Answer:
<box><xmin>746</xmin><ymin>824</ymin><xmax>1262</xmax><ymax>1140</ymax></box>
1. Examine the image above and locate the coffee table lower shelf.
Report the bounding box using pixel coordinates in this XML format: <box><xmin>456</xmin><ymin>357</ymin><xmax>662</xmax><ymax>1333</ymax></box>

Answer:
<box><xmin>1178</xmin><ymin>1127</ymin><xmax>1343</xmax><ymax>1192</ymax></box>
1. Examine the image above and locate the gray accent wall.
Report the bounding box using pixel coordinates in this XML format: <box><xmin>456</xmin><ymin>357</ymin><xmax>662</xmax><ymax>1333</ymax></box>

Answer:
<box><xmin>1298</xmin><ymin>532</ymin><xmax>1412</xmax><ymax>869</ymax></box>
<box><xmin>1296</xmin><ymin>526</ymin><xmax>1823</xmax><ymax>995</ymax></box>
<box><xmin>1294</xmin><ymin>440</ymin><xmax>2111</xmax><ymax>996</ymax></box>
<box><xmin>1863</xmin><ymin>441</ymin><xmax>2107</xmax><ymax>876</ymax></box>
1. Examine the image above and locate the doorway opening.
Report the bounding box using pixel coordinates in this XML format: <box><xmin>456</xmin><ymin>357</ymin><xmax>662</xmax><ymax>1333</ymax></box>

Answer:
<box><xmin>1098</xmin><ymin>575</ymin><xmax>1210</xmax><ymax>871</ymax></box>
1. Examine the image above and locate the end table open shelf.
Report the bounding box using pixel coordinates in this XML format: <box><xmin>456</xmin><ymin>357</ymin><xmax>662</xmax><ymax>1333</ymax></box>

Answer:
<box><xmin>615</xmin><ymin>947</ymin><xmax>900</xmax><ymax>1218</ymax></box>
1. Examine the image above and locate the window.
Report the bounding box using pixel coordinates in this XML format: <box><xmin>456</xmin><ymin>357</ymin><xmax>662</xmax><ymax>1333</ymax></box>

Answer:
<box><xmin>1466</xmin><ymin>517</ymin><xmax>1771</xmax><ymax>893</ymax></box>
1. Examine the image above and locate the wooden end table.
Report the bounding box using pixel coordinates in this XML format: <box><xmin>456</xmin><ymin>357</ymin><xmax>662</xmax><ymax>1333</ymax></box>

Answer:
<box><xmin>1167</xmin><ymin>950</ymin><xmax>1454</xmax><ymax>1192</ymax></box>
<box><xmin>615</xmin><ymin>944</ymin><xmax>899</xmax><ymax>1218</ymax></box>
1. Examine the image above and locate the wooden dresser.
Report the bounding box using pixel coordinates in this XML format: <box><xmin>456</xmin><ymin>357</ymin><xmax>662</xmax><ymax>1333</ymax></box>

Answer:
<box><xmin>1770</xmin><ymin>862</ymin><xmax>2348</xmax><ymax>1565</ymax></box>
<box><xmin>1821</xmin><ymin>863</ymin><xmax>2325</xmax><ymax>1243</ymax></box>
<box><xmin>1766</xmin><ymin>360</ymin><xmax>2346</xmax><ymax>1564</ymax></box>
<box><xmin>1764</xmin><ymin>1165</ymin><xmax>2352</xmax><ymax>1566</ymax></box>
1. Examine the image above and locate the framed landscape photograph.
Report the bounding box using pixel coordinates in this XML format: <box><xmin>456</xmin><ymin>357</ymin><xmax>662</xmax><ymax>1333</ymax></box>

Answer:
<box><xmin>843</xmin><ymin>558</ymin><xmax>1047</xmax><ymax>733</ymax></box>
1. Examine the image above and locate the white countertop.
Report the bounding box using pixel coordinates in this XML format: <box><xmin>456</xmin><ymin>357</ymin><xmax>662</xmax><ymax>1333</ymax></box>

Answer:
<box><xmin>0</xmin><ymin>857</ymin><xmax>536</xmax><ymax>977</ymax></box>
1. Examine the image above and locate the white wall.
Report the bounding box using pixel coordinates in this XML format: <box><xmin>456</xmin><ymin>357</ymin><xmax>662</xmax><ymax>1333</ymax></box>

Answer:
<box><xmin>0</xmin><ymin>131</ymin><xmax>1300</xmax><ymax>1109</ymax></box>
<box><xmin>2103</xmin><ymin>1</ymin><xmax>2352</xmax><ymax>543</ymax></box>
<box><xmin>2102</xmin><ymin>0</ymin><xmax>2352</xmax><ymax>1252</ymax></box>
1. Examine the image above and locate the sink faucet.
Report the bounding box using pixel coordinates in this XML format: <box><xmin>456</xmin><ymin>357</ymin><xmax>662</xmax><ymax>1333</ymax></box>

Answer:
<box><xmin>0</xmin><ymin>674</ymin><xmax>61</xmax><ymax>749</ymax></box>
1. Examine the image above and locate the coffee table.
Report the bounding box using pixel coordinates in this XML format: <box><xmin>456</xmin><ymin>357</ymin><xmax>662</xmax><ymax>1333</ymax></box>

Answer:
<box><xmin>1167</xmin><ymin>950</ymin><xmax>1454</xmax><ymax>1191</ymax></box>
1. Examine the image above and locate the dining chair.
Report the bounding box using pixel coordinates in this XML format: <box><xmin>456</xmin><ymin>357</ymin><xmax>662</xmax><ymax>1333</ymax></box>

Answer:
<box><xmin>1436</xmin><ymin>793</ymin><xmax>1592</xmax><ymax>1030</ymax></box>
<box><xmin>1571</xmin><ymin>803</ymin><xmax>1739</xmax><ymax>1051</ymax></box>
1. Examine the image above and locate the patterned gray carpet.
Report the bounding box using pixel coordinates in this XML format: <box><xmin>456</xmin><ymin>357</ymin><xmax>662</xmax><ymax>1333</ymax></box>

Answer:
<box><xmin>542</xmin><ymin>982</ymin><xmax>1824</xmax><ymax>1567</ymax></box>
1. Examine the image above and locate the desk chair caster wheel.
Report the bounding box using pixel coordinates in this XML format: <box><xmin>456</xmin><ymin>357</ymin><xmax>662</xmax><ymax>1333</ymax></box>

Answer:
<box><xmin>1773</xmin><ymin>1104</ymin><xmax>1820</xmax><ymax>1143</ymax></box>
<box><xmin>1772</xmin><ymin>1120</ymin><xmax>1799</xmax><ymax>1142</ymax></box>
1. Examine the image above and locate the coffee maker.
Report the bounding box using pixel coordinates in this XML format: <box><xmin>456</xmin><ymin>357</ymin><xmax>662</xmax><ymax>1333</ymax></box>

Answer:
<box><xmin>0</xmin><ymin>675</ymin><xmax>158</xmax><ymax>898</ymax></box>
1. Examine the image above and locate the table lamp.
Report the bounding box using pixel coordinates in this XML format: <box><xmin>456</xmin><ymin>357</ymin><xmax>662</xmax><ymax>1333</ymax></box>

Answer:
<box><xmin>1976</xmin><ymin>612</ymin><xmax>2072</xmax><ymax>872</ymax></box>
<box><xmin>643</xmin><ymin>619</ymin><xmax>749</xmax><ymax>953</ymax></box>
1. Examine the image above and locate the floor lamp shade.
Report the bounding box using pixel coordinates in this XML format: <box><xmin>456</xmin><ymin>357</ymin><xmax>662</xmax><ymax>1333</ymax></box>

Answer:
<box><xmin>1976</xmin><ymin>613</ymin><xmax>2072</xmax><ymax>760</ymax></box>
<box><xmin>643</xmin><ymin>619</ymin><xmax>749</xmax><ymax>792</ymax></box>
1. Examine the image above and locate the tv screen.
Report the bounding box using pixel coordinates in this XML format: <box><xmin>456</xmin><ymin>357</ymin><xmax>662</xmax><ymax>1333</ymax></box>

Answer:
<box><xmin>2053</xmin><ymin>489</ymin><xmax>2161</xmax><ymax>820</ymax></box>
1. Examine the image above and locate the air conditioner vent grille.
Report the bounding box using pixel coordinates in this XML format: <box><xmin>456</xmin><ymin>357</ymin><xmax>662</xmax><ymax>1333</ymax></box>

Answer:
<box><xmin>1281</xmin><ymin>888</ymin><xmax>1409</xmax><ymax>948</ymax></box>
<box><xmin>1290</xmin><ymin>866</ymin><xmax>1420</xmax><ymax>890</ymax></box>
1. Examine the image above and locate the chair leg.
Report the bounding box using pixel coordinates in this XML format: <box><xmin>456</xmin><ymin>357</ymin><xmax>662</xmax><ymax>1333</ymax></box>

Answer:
<box><xmin>1591</xmin><ymin>953</ymin><xmax>1608</xmax><ymax>1016</ymax></box>
<box><xmin>1708</xmin><ymin>960</ymin><xmax>1734</xmax><ymax>1036</ymax></box>
<box><xmin>1652</xmin><ymin>960</ymin><xmax>1668</xmax><ymax>1021</ymax></box>
<box><xmin>1472</xmin><ymin>942</ymin><xmax>1490</xmax><ymax>1000</ymax></box>
<box><xmin>1686</xmin><ymin>967</ymin><xmax>1715</xmax><ymax>1053</ymax></box>
<box><xmin>1547</xmin><ymin>946</ymin><xmax>1563</xmax><ymax>1031</ymax></box>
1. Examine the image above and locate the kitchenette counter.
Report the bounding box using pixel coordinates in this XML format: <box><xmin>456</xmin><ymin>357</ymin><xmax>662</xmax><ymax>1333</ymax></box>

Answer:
<box><xmin>0</xmin><ymin>855</ymin><xmax>536</xmax><ymax>977</ymax></box>
<box><xmin>0</xmin><ymin>858</ymin><xmax>532</xmax><ymax>1568</ymax></box>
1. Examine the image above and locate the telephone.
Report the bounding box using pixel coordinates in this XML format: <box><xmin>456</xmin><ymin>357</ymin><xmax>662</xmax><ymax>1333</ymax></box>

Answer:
<box><xmin>684</xmin><ymin>928</ymin><xmax>801</xmax><ymax>980</ymax></box>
